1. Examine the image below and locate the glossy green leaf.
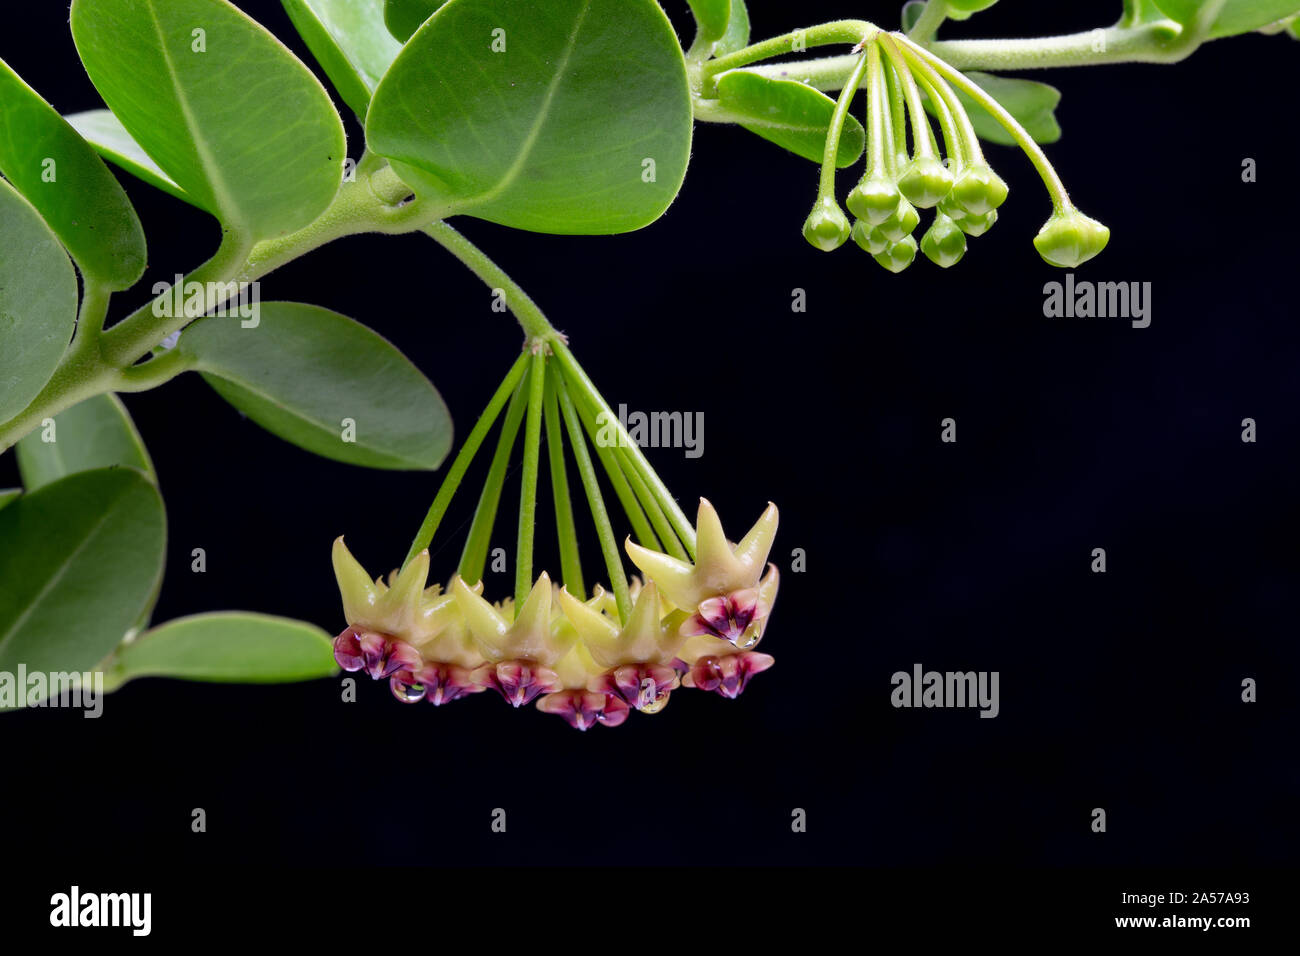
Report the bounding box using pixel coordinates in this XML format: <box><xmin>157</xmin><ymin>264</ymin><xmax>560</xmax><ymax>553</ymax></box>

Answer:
<box><xmin>384</xmin><ymin>0</ymin><xmax>445</xmax><ymax>41</ymax></box>
<box><xmin>64</xmin><ymin>110</ymin><xmax>201</xmax><ymax>209</ymax></box>
<box><xmin>106</xmin><ymin>612</ymin><xmax>337</xmax><ymax>685</ymax></box>
<box><xmin>0</xmin><ymin>177</ymin><xmax>78</xmax><ymax>424</ymax></box>
<box><xmin>927</xmin><ymin>71</ymin><xmax>1061</xmax><ymax>146</ymax></box>
<box><xmin>0</xmin><ymin>59</ymin><xmax>146</xmax><ymax>290</ymax></box>
<box><xmin>1121</xmin><ymin>0</ymin><xmax>1173</xmax><ymax>25</ymax></box>
<box><xmin>177</xmin><ymin>302</ymin><xmax>451</xmax><ymax>470</ymax></box>
<box><xmin>69</xmin><ymin>0</ymin><xmax>347</xmax><ymax>240</ymax></box>
<box><xmin>0</xmin><ymin>489</ymin><xmax>19</xmax><ymax>511</ymax></box>
<box><xmin>283</xmin><ymin>0</ymin><xmax>403</xmax><ymax>118</ymax></box>
<box><xmin>16</xmin><ymin>394</ymin><xmax>155</xmax><ymax>492</ymax></box>
<box><xmin>716</xmin><ymin>71</ymin><xmax>865</xmax><ymax>166</ymax></box>
<box><xmin>689</xmin><ymin>0</ymin><xmax>731</xmax><ymax>43</ymax></box>
<box><xmin>368</xmin><ymin>0</ymin><xmax>693</xmax><ymax>234</ymax></box>
<box><xmin>1155</xmin><ymin>0</ymin><xmax>1300</xmax><ymax>36</ymax></box>
<box><xmin>0</xmin><ymin>468</ymin><xmax>165</xmax><ymax>679</ymax></box>
<box><xmin>714</xmin><ymin>0</ymin><xmax>750</xmax><ymax>56</ymax></box>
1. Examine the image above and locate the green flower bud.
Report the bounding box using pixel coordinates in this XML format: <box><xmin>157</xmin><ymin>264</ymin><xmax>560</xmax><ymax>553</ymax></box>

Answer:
<box><xmin>803</xmin><ymin>196</ymin><xmax>852</xmax><ymax>252</ymax></box>
<box><xmin>945</xmin><ymin>0</ymin><xmax>999</xmax><ymax>19</ymax></box>
<box><xmin>1032</xmin><ymin>211</ymin><xmax>1111</xmax><ymax>268</ymax></box>
<box><xmin>873</xmin><ymin>235</ymin><xmax>918</xmax><ymax>273</ymax></box>
<box><xmin>957</xmin><ymin>208</ymin><xmax>997</xmax><ymax>237</ymax></box>
<box><xmin>920</xmin><ymin>214</ymin><xmax>968</xmax><ymax>268</ymax></box>
<box><xmin>851</xmin><ymin>218</ymin><xmax>890</xmax><ymax>255</ymax></box>
<box><xmin>950</xmin><ymin>163</ymin><xmax>1009</xmax><ymax>217</ymax></box>
<box><xmin>898</xmin><ymin>157</ymin><xmax>954</xmax><ymax>209</ymax></box>
<box><xmin>847</xmin><ymin>176</ymin><xmax>902</xmax><ymax>226</ymax></box>
<box><xmin>878</xmin><ymin>197</ymin><xmax>920</xmax><ymax>243</ymax></box>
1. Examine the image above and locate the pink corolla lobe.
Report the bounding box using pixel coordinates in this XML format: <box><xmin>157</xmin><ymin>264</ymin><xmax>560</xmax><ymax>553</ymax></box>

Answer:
<box><xmin>536</xmin><ymin>690</ymin><xmax>630</xmax><ymax>731</ymax></box>
<box><xmin>472</xmin><ymin>661</ymin><xmax>561</xmax><ymax>708</ymax></box>
<box><xmin>681</xmin><ymin>587</ymin><xmax>769</xmax><ymax>645</ymax></box>
<box><xmin>333</xmin><ymin>627</ymin><xmax>421</xmax><ymax>681</ymax></box>
<box><xmin>681</xmin><ymin>652</ymin><xmax>775</xmax><ymax>699</ymax></box>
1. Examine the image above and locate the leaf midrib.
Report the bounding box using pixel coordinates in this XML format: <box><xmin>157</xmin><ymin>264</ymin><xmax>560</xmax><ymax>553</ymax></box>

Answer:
<box><xmin>142</xmin><ymin>0</ymin><xmax>245</xmax><ymax>233</ymax></box>
<box><xmin>461</xmin><ymin>0</ymin><xmax>593</xmax><ymax>209</ymax></box>
<box><xmin>0</xmin><ymin>487</ymin><xmax>126</xmax><ymax>655</ymax></box>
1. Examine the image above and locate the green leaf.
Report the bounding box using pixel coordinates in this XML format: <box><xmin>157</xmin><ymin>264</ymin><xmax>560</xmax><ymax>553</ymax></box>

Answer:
<box><xmin>64</xmin><ymin>110</ymin><xmax>201</xmax><ymax>210</ymax></box>
<box><xmin>106</xmin><ymin>612</ymin><xmax>337</xmax><ymax>686</ymax></box>
<box><xmin>384</xmin><ymin>0</ymin><xmax>445</xmax><ymax>41</ymax></box>
<box><xmin>69</xmin><ymin>0</ymin><xmax>347</xmax><ymax>240</ymax></box>
<box><xmin>0</xmin><ymin>468</ymin><xmax>165</xmax><ymax>680</ymax></box>
<box><xmin>714</xmin><ymin>0</ymin><xmax>750</xmax><ymax>56</ymax></box>
<box><xmin>283</xmin><ymin>0</ymin><xmax>404</xmax><ymax>118</ymax></box>
<box><xmin>0</xmin><ymin>177</ymin><xmax>78</xmax><ymax>424</ymax></box>
<box><xmin>688</xmin><ymin>0</ymin><xmax>731</xmax><ymax>43</ymax></box>
<box><xmin>927</xmin><ymin>71</ymin><xmax>1062</xmax><ymax>147</ymax></box>
<box><xmin>367</xmin><ymin>0</ymin><xmax>693</xmax><ymax>235</ymax></box>
<box><xmin>1120</xmin><ymin>0</ymin><xmax>1173</xmax><ymax>26</ymax></box>
<box><xmin>176</xmin><ymin>302</ymin><xmax>451</xmax><ymax>470</ymax></box>
<box><xmin>0</xmin><ymin>489</ymin><xmax>19</xmax><ymax>511</ymax></box>
<box><xmin>716</xmin><ymin>72</ymin><xmax>865</xmax><ymax>167</ymax></box>
<box><xmin>16</xmin><ymin>394</ymin><xmax>155</xmax><ymax>493</ymax></box>
<box><xmin>1155</xmin><ymin>0</ymin><xmax>1300</xmax><ymax>36</ymax></box>
<box><xmin>0</xmin><ymin>58</ymin><xmax>146</xmax><ymax>290</ymax></box>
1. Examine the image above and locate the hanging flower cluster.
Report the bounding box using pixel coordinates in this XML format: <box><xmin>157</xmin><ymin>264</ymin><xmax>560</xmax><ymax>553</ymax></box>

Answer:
<box><xmin>332</xmin><ymin>343</ymin><xmax>780</xmax><ymax>730</ymax></box>
<box><xmin>796</xmin><ymin>28</ymin><xmax>1109</xmax><ymax>270</ymax></box>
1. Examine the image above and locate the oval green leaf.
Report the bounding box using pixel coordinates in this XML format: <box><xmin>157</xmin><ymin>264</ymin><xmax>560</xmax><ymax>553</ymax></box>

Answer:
<box><xmin>0</xmin><ymin>58</ymin><xmax>146</xmax><ymax>290</ymax></box>
<box><xmin>688</xmin><ymin>0</ymin><xmax>731</xmax><ymax>44</ymax></box>
<box><xmin>715</xmin><ymin>71</ymin><xmax>866</xmax><ymax>166</ymax></box>
<box><xmin>926</xmin><ymin>71</ymin><xmax>1062</xmax><ymax>146</ymax></box>
<box><xmin>0</xmin><ymin>468</ymin><xmax>166</xmax><ymax>679</ymax></box>
<box><xmin>70</xmin><ymin>0</ymin><xmax>347</xmax><ymax>240</ymax></box>
<box><xmin>16</xmin><ymin>393</ymin><xmax>156</xmax><ymax>493</ymax></box>
<box><xmin>177</xmin><ymin>302</ymin><xmax>451</xmax><ymax>470</ymax></box>
<box><xmin>0</xmin><ymin>177</ymin><xmax>78</xmax><ymax>424</ymax></box>
<box><xmin>1156</xmin><ymin>0</ymin><xmax>1300</xmax><ymax>36</ymax></box>
<box><xmin>714</xmin><ymin>0</ymin><xmax>750</xmax><ymax>56</ymax></box>
<box><xmin>384</xmin><ymin>0</ymin><xmax>445</xmax><ymax>42</ymax></box>
<box><xmin>367</xmin><ymin>0</ymin><xmax>693</xmax><ymax>234</ymax></box>
<box><xmin>64</xmin><ymin>110</ymin><xmax>201</xmax><ymax>209</ymax></box>
<box><xmin>106</xmin><ymin>612</ymin><xmax>337</xmax><ymax>686</ymax></box>
<box><xmin>283</xmin><ymin>0</ymin><xmax>404</xmax><ymax>118</ymax></box>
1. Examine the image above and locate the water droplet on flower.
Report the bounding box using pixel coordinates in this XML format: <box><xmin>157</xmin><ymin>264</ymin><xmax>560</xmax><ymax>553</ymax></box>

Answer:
<box><xmin>390</xmin><ymin>677</ymin><xmax>427</xmax><ymax>703</ymax></box>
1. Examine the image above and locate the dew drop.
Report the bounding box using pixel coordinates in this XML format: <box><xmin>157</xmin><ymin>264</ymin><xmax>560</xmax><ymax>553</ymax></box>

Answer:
<box><xmin>390</xmin><ymin>677</ymin><xmax>427</xmax><ymax>704</ymax></box>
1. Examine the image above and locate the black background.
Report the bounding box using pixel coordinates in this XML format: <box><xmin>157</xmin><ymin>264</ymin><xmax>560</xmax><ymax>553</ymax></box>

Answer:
<box><xmin>2</xmin><ymin>0</ymin><xmax>1297</xmax><ymax>882</ymax></box>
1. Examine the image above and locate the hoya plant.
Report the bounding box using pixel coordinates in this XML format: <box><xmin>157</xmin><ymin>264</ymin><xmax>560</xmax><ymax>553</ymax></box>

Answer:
<box><xmin>0</xmin><ymin>0</ymin><xmax>1295</xmax><ymax>727</ymax></box>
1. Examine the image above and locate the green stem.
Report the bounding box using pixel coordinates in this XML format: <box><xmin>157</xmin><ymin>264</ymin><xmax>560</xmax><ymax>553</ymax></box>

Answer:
<box><xmin>883</xmin><ymin>54</ymin><xmax>908</xmax><ymax>174</ymax></box>
<box><xmin>543</xmin><ymin>365</ymin><xmax>584</xmax><ymax>598</ymax></box>
<box><xmin>458</xmin><ymin>368</ymin><xmax>529</xmax><ymax>586</ymax></box>
<box><xmin>898</xmin><ymin>35</ymin><xmax>1071</xmax><ymax>210</ymax></box>
<box><xmin>568</xmin><ymin>387</ymin><xmax>662</xmax><ymax>553</ymax></box>
<box><xmin>74</xmin><ymin>281</ymin><xmax>112</xmax><ymax>342</ymax></box>
<box><xmin>514</xmin><ymin>349</ymin><xmax>546</xmax><ymax>610</ymax></box>
<box><xmin>865</xmin><ymin>41</ymin><xmax>887</xmax><ymax>177</ymax></box>
<box><xmin>422</xmin><ymin>221</ymin><xmax>559</xmax><ymax>344</ymax></box>
<box><xmin>732</xmin><ymin>19</ymin><xmax>1210</xmax><ymax>90</ymax></box>
<box><xmin>612</xmin><ymin>447</ymin><xmax>688</xmax><ymax>561</ymax></box>
<box><xmin>403</xmin><ymin>352</ymin><xmax>529</xmax><ymax>567</ymax></box>
<box><xmin>817</xmin><ymin>49</ymin><xmax>870</xmax><ymax>200</ymax></box>
<box><xmin>699</xmin><ymin>20</ymin><xmax>876</xmax><ymax>94</ymax></box>
<box><xmin>894</xmin><ymin>37</ymin><xmax>983</xmax><ymax>168</ymax></box>
<box><xmin>879</xmin><ymin>35</ymin><xmax>940</xmax><ymax>161</ymax></box>
<box><xmin>907</xmin><ymin>0</ymin><xmax>948</xmax><ymax>43</ymax></box>
<box><xmin>909</xmin><ymin>64</ymin><xmax>966</xmax><ymax>169</ymax></box>
<box><xmin>555</xmin><ymin>374</ymin><xmax>631</xmax><ymax>624</ymax></box>
<box><xmin>550</xmin><ymin>341</ymin><xmax>696</xmax><ymax>558</ymax></box>
<box><xmin>115</xmin><ymin>347</ymin><xmax>197</xmax><ymax>392</ymax></box>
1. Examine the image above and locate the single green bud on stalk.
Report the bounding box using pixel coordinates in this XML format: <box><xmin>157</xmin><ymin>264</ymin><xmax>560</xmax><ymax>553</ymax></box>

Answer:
<box><xmin>851</xmin><ymin>218</ymin><xmax>890</xmax><ymax>255</ymax></box>
<box><xmin>950</xmin><ymin>163</ymin><xmax>1009</xmax><ymax>217</ymax></box>
<box><xmin>803</xmin><ymin>196</ymin><xmax>852</xmax><ymax>252</ymax></box>
<box><xmin>1033</xmin><ymin>210</ymin><xmax>1111</xmax><ymax>267</ymax></box>
<box><xmin>956</xmin><ymin>208</ymin><xmax>997</xmax><ymax>237</ymax></box>
<box><xmin>945</xmin><ymin>0</ymin><xmax>999</xmax><ymax>18</ymax></box>
<box><xmin>874</xmin><ymin>235</ymin><xmax>918</xmax><ymax>273</ymax></box>
<box><xmin>898</xmin><ymin>157</ymin><xmax>955</xmax><ymax>209</ymax></box>
<box><xmin>920</xmin><ymin>214</ymin><xmax>968</xmax><ymax>268</ymax></box>
<box><xmin>848</xmin><ymin>175</ymin><xmax>903</xmax><ymax>226</ymax></box>
<box><xmin>878</xmin><ymin>197</ymin><xmax>921</xmax><ymax>243</ymax></box>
